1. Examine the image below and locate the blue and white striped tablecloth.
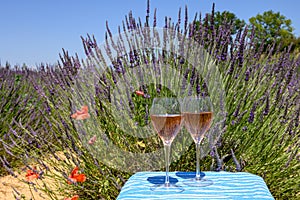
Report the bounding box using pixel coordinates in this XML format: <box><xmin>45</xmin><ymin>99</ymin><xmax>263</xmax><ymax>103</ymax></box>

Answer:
<box><xmin>117</xmin><ymin>171</ymin><xmax>274</xmax><ymax>200</ymax></box>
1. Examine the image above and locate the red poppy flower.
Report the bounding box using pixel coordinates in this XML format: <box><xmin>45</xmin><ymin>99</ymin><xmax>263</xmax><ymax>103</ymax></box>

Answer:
<box><xmin>67</xmin><ymin>167</ymin><xmax>86</xmax><ymax>184</ymax></box>
<box><xmin>88</xmin><ymin>135</ymin><xmax>97</xmax><ymax>145</ymax></box>
<box><xmin>64</xmin><ymin>195</ymin><xmax>79</xmax><ymax>200</ymax></box>
<box><xmin>71</xmin><ymin>105</ymin><xmax>90</xmax><ymax>120</ymax></box>
<box><xmin>25</xmin><ymin>166</ymin><xmax>39</xmax><ymax>181</ymax></box>
<box><xmin>135</xmin><ymin>90</ymin><xmax>144</xmax><ymax>96</ymax></box>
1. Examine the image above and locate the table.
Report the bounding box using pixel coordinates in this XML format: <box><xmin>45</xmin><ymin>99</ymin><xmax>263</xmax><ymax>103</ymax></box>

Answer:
<box><xmin>117</xmin><ymin>171</ymin><xmax>274</xmax><ymax>200</ymax></box>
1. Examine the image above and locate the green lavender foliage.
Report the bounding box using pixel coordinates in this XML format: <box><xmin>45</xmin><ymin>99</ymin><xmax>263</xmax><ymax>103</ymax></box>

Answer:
<box><xmin>0</xmin><ymin>66</ymin><xmax>43</xmax><ymax>175</ymax></box>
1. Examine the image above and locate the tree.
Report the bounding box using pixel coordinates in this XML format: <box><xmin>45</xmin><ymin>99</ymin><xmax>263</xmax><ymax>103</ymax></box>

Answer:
<box><xmin>202</xmin><ymin>11</ymin><xmax>246</xmax><ymax>35</ymax></box>
<box><xmin>249</xmin><ymin>10</ymin><xmax>295</xmax><ymax>51</ymax></box>
<box><xmin>213</xmin><ymin>11</ymin><xmax>246</xmax><ymax>35</ymax></box>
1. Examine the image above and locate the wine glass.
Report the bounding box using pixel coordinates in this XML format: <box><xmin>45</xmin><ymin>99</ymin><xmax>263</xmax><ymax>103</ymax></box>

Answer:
<box><xmin>182</xmin><ymin>96</ymin><xmax>214</xmax><ymax>187</ymax></box>
<box><xmin>150</xmin><ymin>97</ymin><xmax>184</xmax><ymax>192</ymax></box>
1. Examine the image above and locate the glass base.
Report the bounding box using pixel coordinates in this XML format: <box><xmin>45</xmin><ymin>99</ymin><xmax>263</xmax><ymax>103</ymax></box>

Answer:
<box><xmin>150</xmin><ymin>183</ymin><xmax>184</xmax><ymax>193</ymax></box>
<box><xmin>183</xmin><ymin>178</ymin><xmax>213</xmax><ymax>187</ymax></box>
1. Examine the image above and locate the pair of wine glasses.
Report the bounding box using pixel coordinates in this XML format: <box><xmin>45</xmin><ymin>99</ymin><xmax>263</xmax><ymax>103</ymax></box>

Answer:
<box><xmin>150</xmin><ymin>96</ymin><xmax>213</xmax><ymax>193</ymax></box>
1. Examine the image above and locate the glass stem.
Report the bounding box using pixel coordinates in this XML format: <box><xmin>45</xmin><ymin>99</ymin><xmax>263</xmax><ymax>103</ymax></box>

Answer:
<box><xmin>164</xmin><ymin>144</ymin><xmax>171</xmax><ymax>187</ymax></box>
<box><xmin>196</xmin><ymin>142</ymin><xmax>201</xmax><ymax>180</ymax></box>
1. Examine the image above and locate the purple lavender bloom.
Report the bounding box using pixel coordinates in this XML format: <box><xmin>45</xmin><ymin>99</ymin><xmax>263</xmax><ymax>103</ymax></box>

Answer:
<box><xmin>181</xmin><ymin>68</ymin><xmax>189</xmax><ymax>92</ymax></box>
<box><xmin>233</xmin><ymin>101</ymin><xmax>241</xmax><ymax>117</ymax></box>
<box><xmin>238</xmin><ymin>26</ymin><xmax>248</xmax><ymax>68</ymax></box>
<box><xmin>189</xmin><ymin>67</ymin><xmax>196</xmax><ymax>86</ymax></box>
<box><xmin>248</xmin><ymin>103</ymin><xmax>257</xmax><ymax>123</ymax></box>
<box><xmin>201</xmin><ymin>82</ymin><xmax>208</xmax><ymax>97</ymax></box>
<box><xmin>196</xmin><ymin>74</ymin><xmax>201</xmax><ymax>95</ymax></box>
<box><xmin>210</xmin><ymin>3</ymin><xmax>215</xmax><ymax>39</ymax></box>
<box><xmin>153</xmin><ymin>8</ymin><xmax>157</xmax><ymax>27</ymax></box>
<box><xmin>263</xmin><ymin>96</ymin><xmax>270</xmax><ymax>115</ymax></box>
<box><xmin>245</xmin><ymin>68</ymin><xmax>250</xmax><ymax>81</ymax></box>
<box><xmin>177</xmin><ymin>7</ymin><xmax>181</xmax><ymax>27</ymax></box>
<box><xmin>179</xmin><ymin>58</ymin><xmax>185</xmax><ymax>64</ymax></box>
<box><xmin>144</xmin><ymin>94</ymin><xmax>151</xmax><ymax>99</ymax></box>
<box><xmin>0</xmin><ymin>157</ymin><xmax>17</xmax><ymax>177</ymax></box>
<box><xmin>248</xmin><ymin>110</ymin><xmax>254</xmax><ymax>123</ymax></box>
<box><xmin>3</xmin><ymin>143</ymin><xmax>15</xmax><ymax>157</ymax></box>
<box><xmin>156</xmin><ymin>84</ymin><xmax>161</xmax><ymax>94</ymax></box>
<box><xmin>61</xmin><ymin>119</ymin><xmax>68</xmax><ymax>129</ymax></box>
<box><xmin>227</xmin><ymin>62</ymin><xmax>235</xmax><ymax>75</ymax></box>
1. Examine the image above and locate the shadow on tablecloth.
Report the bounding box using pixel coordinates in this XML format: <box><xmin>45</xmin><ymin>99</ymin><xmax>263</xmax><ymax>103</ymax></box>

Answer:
<box><xmin>146</xmin><ymin>176</ymin><xmax>179</xmax><ymax>184</ymax></box>
<box><xmin>175</xmin><ymin>171</ymin><xmax>206</xmax><ymax>179</ymax></box>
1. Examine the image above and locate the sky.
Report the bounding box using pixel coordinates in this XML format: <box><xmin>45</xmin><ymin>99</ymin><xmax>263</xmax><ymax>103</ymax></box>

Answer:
<box><xmin>1</xmin><ymin>0</ymin><xmax>300</xmax><ymax>67</ymax></box>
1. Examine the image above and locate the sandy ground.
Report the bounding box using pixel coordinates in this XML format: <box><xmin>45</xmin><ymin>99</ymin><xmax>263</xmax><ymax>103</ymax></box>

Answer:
<box><xmin>0</xmin><ymin>152</ymin><xmax>71</xmax><ymax>200</ymax></box>
<box><xmin>0</xmin><ymin>172</ymin><xmax>50</xmax><ymax>200</ymax></box>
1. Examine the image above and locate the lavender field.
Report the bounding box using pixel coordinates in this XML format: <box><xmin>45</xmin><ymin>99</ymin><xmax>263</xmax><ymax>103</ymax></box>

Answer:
<box><xmin>1</xmin><ymin>3</ymin><xmax>299</xmax><ymax>200</ymax></box>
